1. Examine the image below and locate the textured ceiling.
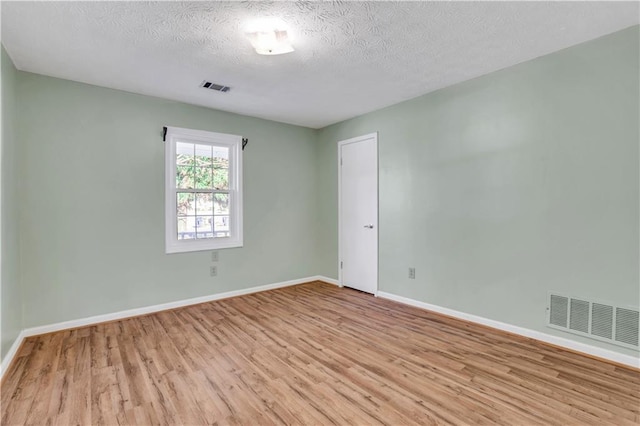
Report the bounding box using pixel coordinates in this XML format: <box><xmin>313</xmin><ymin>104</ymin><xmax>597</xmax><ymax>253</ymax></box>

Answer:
<box><xmin>2</xmin><ymin>1</ymin><xmax>638</xmax><ymax>128</ymax></box>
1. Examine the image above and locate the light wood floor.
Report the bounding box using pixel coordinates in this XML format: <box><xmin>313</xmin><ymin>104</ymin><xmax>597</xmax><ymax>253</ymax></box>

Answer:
<box><xmin>2</xmin><ymin>282</ymin><xmax>639</xmax><ymax>425</ymax></box>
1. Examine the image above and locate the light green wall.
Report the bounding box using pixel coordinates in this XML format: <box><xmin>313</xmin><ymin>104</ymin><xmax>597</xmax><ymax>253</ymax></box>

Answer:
<box><xmin>317</xmin><ymin>26</ymin><xmax>639</xmax><ymax>356</ymax></box>
<box><xmin>17</xmin><ymin>72</ymin><xmax>319</xmax><ymax>327</ymax></box>
<box><xmin>1</xmin><ymin>45</ymin><xmax>22</xmax><ymax>360</ymax></box>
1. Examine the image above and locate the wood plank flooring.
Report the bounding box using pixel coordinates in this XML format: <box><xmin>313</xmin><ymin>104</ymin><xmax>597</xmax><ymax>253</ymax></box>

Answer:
<box><xmin>2</xmin><ymin>281</ymin><xmax>639</xmax><ymax>425</ymax></box>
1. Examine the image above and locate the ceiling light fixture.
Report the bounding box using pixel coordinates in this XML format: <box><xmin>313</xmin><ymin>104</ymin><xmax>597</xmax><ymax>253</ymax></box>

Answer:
<box><xmin>246</xmin><ymin>29</ymin><xmax>294</xmax><ymax>55</ymax></box>
<box><xmin>245</xmin><ymin>18</ymin><xmax>294</xmax><ymax>56</ymax></box>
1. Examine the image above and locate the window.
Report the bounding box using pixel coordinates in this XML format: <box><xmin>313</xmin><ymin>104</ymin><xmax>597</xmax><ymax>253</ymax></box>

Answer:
<box><xmin>165</xmin><ymin>126</ymin><xmax>243</xmax><ymax>253</ymax></box>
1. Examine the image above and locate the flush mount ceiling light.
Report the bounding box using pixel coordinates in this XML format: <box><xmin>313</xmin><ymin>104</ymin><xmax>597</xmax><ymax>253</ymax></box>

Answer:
<box><xmin>246</xmin><ymin>30</ymin><xmax>294</xmax><ymax>55</ymax></box>
<box><xmin>245</xmin><ymin>18</ymin><xmax>294</xmax><ymax>55</ymax></box>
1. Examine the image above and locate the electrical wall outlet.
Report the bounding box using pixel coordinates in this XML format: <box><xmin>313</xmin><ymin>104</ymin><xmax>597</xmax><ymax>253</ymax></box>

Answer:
<box><xmin>211</xmin><ymin>251</ymin><xmax>219</xmax><ymax>262</ymax></box>
<box><xmin>210</xmin><ymin>266</ymin><xmax>217</xmax><ymax>277</ymax></box>
<box><xmin>409</xmin><ymin>267</ymin><xmax>416</xmax><ymax>279</ymax></box>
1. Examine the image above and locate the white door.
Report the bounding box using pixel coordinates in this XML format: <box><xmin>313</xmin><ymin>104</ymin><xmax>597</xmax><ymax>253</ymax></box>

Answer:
<box><xmin>339</xmin><ymin>133</ymin><xmax>378</xmax><ymax>294</ymax></box>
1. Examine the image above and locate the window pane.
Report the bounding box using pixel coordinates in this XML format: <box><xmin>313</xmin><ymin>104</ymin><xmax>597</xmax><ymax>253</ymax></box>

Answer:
<box><xmin>176</xmin><ymin>142</ymin><xmax>194</xmax><ymax>166</ymax></box>
<box><xmin>176</xmin><ymin>166</ymin><xmax>194</xmax><ymax>189</ymax></box>
<box><xmin>194</xmin><ymin>167</ymin><xmax>213</xmax><ymax>189</ymax></box>
<box><xmin>196</xmin><ymin>216</ymin><xmax>213</xmax><ymax>239</ymax></box>
<box><xmin>178</xmin><ymin>216</ymin><xmax>196</xmax><ymax>240</ymax></box>
<box><xmin>176</xmin><ymin>193</ymin><xmax>195</xmax><ymax>216</ymax></box>
<box><xmin>214</xmin><ymin>193</ymin><xmax>229</xmax><ymax>214</ymax></box>
<box><xmin>194</xmin><ymin>144</ymin><xmax>213</xmax><ymax>167</ymax></box>
<box><xmin>195</xmin><ymin>193</ymin><xmax>213</xmax><ymax>215</ymax></box>
<box><xmin>213</xmin><ymin>147</ymin><xmax>229</xmax><ymax>168</ymax></box>
<box><xmin>214</xmin><ymin>215</ymin><xmax>230</xmax><ymax>236</ymax></box>
<box><xmin>213</xmin><ymin>168</ymin><xmax>229</xmax><ymax>190</ymax></box>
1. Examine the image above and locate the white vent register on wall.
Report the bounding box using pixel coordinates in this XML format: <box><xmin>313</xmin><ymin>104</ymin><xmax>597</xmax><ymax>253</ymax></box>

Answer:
<box><xmin>548</xmin><ymin>293</ymin><xmax>639</xmax><ymax>350</ymax></box>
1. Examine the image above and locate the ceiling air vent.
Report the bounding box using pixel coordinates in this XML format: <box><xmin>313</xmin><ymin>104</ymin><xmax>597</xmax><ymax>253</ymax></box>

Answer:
<box><xmin>548</xmin><ymin>293</ymin><xmax>639</xmax><ymax>350</ymax></box>
<box><xmin>200</xmin><ymin>81</ymin><xmax>230</xmax><ymax>92</ymax></box>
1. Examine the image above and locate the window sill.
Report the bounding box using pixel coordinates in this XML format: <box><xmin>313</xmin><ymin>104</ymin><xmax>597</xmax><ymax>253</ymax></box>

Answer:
<box><xmin>165</xmin><ymin>238</ymin><xmax>243</xmax><ymax>254</ymax></box>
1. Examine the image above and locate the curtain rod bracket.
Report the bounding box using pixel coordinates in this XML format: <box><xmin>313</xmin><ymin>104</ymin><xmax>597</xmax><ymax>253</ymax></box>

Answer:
<box><xmin>242</xmin><ymin>138</ymin><xmax>248</xmax><ymax>151</ymax></box>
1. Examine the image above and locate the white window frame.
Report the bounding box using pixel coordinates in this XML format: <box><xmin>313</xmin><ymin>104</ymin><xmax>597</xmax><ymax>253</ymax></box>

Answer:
<box><xmin>165</xmin><ymin>126</ymin><xmax>243</xmax><ymax>254</ymax></box>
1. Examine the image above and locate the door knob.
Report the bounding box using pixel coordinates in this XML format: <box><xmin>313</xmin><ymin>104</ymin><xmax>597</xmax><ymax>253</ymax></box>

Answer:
<box><xmin>364</xmin><ymin>224</ymin><xmax>374</xmax><ymax>229</ymax></box>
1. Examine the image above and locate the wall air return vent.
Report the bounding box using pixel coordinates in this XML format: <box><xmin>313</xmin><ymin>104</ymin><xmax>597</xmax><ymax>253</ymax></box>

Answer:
<box><xmin>200</xmin><ymin>81</ymin><xmax>230</xmax><ymax>92</ymax></box>
<box><xmin>549</xmin><ymin>295</ymin><xmax>569</xmax><ymax>328</ymax></box>
<box><xmin>569</xmin><ymin>299</ymin><xmax>589</xmax><ymax>333</ymax></box>
<box><xmin>591</xmin><ymin>303</ymin><xmax>613</xmax><ymax>340</ymax></box>
<box><xmin>548</xmin><ymin>293</ymin><xmax>639</xmax><ymax>350</ymax></box>
<box><xmin>616</xmin><ymin>308</ymin><xmax>639</xmax><ymax>347</ymax></box>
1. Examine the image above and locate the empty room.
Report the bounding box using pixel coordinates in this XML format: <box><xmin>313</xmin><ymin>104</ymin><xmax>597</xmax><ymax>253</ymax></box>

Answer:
<box><xmin>1</xmin><ymin>1</ymin><xmax>639</xmax><ymax>424</ymax></box>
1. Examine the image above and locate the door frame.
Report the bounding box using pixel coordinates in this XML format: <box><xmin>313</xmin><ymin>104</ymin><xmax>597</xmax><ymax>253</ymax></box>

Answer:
<box><xmin>337</xmin><ymin>132</ymin><xmax>379</xmax><ymax>295</ymax></box>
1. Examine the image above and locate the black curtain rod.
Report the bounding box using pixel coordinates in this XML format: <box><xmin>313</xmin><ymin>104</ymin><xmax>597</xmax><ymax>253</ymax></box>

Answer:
<box><xmin>162</xmin><ymin>126</ymin><xmax>248</xmax><ymax>150</ymax></box>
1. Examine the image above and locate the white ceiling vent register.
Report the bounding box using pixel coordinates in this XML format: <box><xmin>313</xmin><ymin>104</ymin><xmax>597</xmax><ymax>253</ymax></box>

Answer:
<box><xmin>200</xmin><ymin>81</ymin><xmax>230</xmax><ymax>93</ymax></box>
<box><xmin>548</xmin><ymin>293</ymin><xmax>639</xmax><ymax>350</ymax></box>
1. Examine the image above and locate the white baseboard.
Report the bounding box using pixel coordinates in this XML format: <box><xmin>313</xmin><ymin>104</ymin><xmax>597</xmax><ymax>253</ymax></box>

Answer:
<box><xmin>24</xmin><ymin>276</ymin><xmax>338</xmax><ymax>337</ymax></box>
<box><xmin>315</xmin><ymin>275</ymin><xmax>339</xmax><ymax>286</ymax></box>
<box><xmin>377</xmin><ymin>291</ymin><xmax>639</xmax><ymax>369</ymax></box>
<box><xmin>1</xmin><ymin>275</ymin><xmax>337</xmax><ymax>381</ymax></box>
<box><xmin>0</xmin><ymin>330</ymin><xmax>27</xmax><ymax>380</ymax></box>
